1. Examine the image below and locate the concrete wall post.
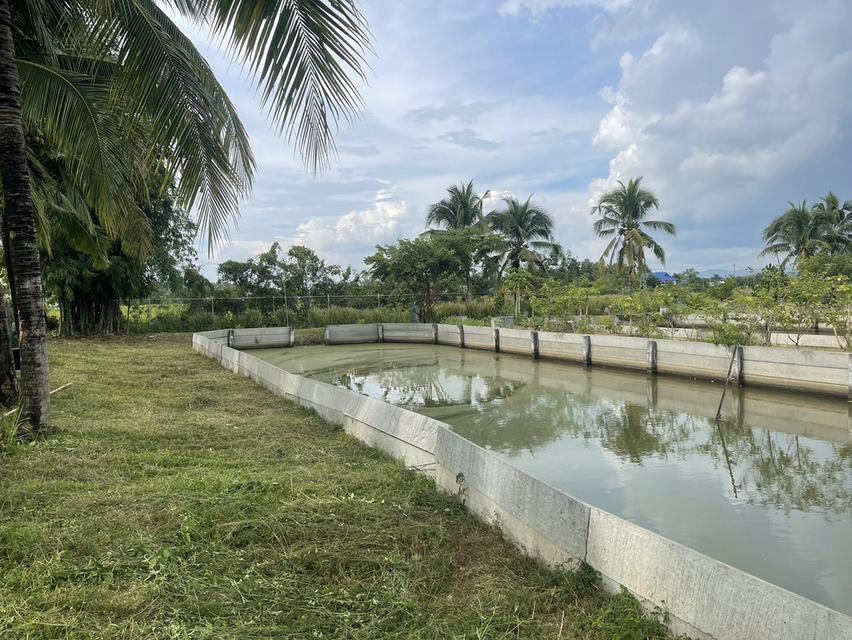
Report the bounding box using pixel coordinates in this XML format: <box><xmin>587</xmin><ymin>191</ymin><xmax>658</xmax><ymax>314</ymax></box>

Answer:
<box><xmin>494</xmin><ymin>328</ymin><xmax>500</xmax><ymax>353</ymax></box>
<box><xmin>288</xmin><ymin>327</ymin><xmax>295</xmax><ymax>348</ymax></box>
<box><xmin>227</xmin><ymin>328</ymin><xmax>234</xmax><ymax>348</ymax></box>
<box><xmin>458</xmin><ymin>324</ymin><xmax>466</xmax><ymax>349</ymax></box>
<box><xmin>848</xmin><ymin>353</ymin><xmax>852</xmax><ymax>401</ymax></box>
<box><xmin>432</xmin><ymin>323</ymin><xmax>438</xmax><ymax>344</ymax></box>
<box><xmin>532</xmin><ymin>330</ymin><xmax>540</xmax><ymax>359</ymax></box>
<box><xmin>378</xmin><ymin>324</ymin><xmax>384</xmax><ymax>343</ymax></box>
<box><xmin>582</xmin><ymin>335</ymin><xmax>592</xmax><ymax>365</ymax></box>
<box><xmin>323</xmin><ymin>326</ymin><xmax>330</xmax><ymax>345</ymax></box>
<box><xmin>647</xmin><ymin>340</ymin><xmax>657</xmax><ymax>374</ymax></box>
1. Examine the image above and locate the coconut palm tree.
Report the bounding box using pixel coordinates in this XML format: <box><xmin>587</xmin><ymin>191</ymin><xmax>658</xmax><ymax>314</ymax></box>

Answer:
<box><xmin>0</xmin><ymin>0</ymin><xmax>370</xmax><ymax>430</ymax></box>
<box><xmin>591</xmin><ymin>177</ymin><xmax>676</xmax><ymax>289</ymax></box>
<box><xmin>426</xmin><ymin>180</ymin><xmax>491</xmax><ymax>300</ymax></box>
<box><xmin>426</xmin><ymin>180</ymin><xmax>490</xmax><ymax>231</ymax></box>
<box><xmin>487</xmin><ymin>195</ymin><xmax>556</xmax><ymax>273</ymax></box>
<box><xmin>760</xmin><ymin>201</ymin><xmax>831</xmax><ymax>268</ymax></box>
<box><xmin>812</xmin><ymin>192</ymin><xmax>852</xmax><ymax>253</ymax></box>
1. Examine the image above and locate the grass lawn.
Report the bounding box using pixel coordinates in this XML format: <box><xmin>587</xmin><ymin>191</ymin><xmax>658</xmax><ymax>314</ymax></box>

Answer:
<box><xmin>0</xmin><ymin>334</ymin><xmax>672</xmax><ymax>639</ymax></box>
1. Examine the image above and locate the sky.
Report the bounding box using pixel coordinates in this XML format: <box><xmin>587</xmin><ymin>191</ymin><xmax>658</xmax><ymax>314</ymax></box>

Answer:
<box><xmin>180</xmin><ymin>0</ymin><xmax>852</xmax><ymax>278</ymax></box>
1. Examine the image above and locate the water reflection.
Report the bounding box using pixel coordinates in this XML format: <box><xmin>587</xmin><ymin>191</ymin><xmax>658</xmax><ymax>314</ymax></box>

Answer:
<box><xmin>254</xmin><ymin>343</ymin><xmax>852</xmax><ymax>615</ymax></box>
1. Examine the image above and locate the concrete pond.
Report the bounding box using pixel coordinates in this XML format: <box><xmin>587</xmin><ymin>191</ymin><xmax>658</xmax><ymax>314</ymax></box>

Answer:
<box><xmin>252</xmin><ymin>342</ymin><xmax>852</xmax><ymax>618</ymax></box>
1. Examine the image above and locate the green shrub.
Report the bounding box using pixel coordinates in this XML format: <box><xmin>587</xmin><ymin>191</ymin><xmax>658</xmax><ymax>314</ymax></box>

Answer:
<box><xmin>238</xmin><ymin>308</ymin><xmax>266</xmax><ymax>328</ymax></box>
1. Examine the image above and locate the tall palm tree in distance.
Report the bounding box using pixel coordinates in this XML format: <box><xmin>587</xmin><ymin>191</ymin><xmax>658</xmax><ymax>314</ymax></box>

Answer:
<box><xmin>761</xmin><ymin>200</ymin><xmax>831</xmax><ymax>267</ymax></box>
<box><xmin>426</xmin><ymin>180</ymin><xmax>491</xmax><ymax>300</ymax></box>
<box><xmin>591</xmin><ymin>177</ymin><xmax>676</xmax><ymax>288</ymax></box>
<box><xmin>488</xmin><ymin>195</ymin><xmax>556</xmax><ymax>273</ymax></box>
<box><xmin>0</xmin><ymin>0</ymin><xmax>370</xmax><ymax>430</ymax></box>
<box><xmin>812</xmin><ymin>192</ymin><xmax>852</xmax><ymax>253</ymax></box>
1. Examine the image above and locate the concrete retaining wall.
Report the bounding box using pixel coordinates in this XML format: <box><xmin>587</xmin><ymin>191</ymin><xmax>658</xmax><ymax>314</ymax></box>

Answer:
<box><xmin>325</xmin><ymin>323</ymin><xmax>380</xmax><ymax>345</ymax></box>
<box><xmin>381</xmin><ymin>322</ymin><xmax>436</xmax><ymax>343</ymax></box>
<box><xmin>497</xmin><ymin>327</ymin><xmax>536</xmax><ymax>356</ymax></box>
<box><xmin>537</xmin><ymin>330</ymin><xmax>587</xmax><ymax>362</ymax></box>
<box><xmin>436</xmin><ymin>323</ymin><xmax>463</xmax><ymax>347</ymax></box>
<box><xmin>655</xmin><ymin>338</ymin><xmax>733</xmax><ymax>381</ymax></box>
<box><xmin>742</xmin><ymin>346</ymin><xmax>849</xmax><ymax>396</ymax></box>
<box><xmin>192</xmin><ymin>328</ymin><xmax>852</xmax><ymax>640</ymax></box>
<box><xmin>588</xmin><ymin>334</ymin><xmax>648</xmax><ymax>370</ymax></box>
<box><xmin>463</xmin><ymin>325</ymin><xmax>497</xmax><ymax>351</ymax></box>
<box><xmin>229</xmin><ymin>327</ymin><xmax>294</xmax><ymax>349</ymax></box>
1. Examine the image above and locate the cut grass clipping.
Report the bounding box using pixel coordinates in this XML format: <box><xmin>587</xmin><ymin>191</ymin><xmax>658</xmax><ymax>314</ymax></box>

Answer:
<box><xmin>0</xmin><ymin>334</ymin><xmax>674</xmax><ymax>639</ymax></box>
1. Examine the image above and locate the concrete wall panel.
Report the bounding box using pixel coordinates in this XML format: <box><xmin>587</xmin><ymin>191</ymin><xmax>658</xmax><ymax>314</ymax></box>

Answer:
<box><xmin>742</xmin><ymin>346</ymin><xmax>847</xmax><ymax>396</ymax></box>
<box><xmin>498</xmin><ymin>328</ymin><xmax>535</xmax><ymax>356</ymax></box>
<box><xmin>381</xmin><ymin>322</ymin><xmax>435</xmax><ymax>343</ymax></box>
<box><xmin>656</xmin><ymin>339</ymin><xmax>732</xmax><ymax>380</ymax></box>
<box><xmin>537</xmin><ymin>331</ymin><xmax>586</xmax><ymax>362</ymax></box>
<box><xmin>436</xmin><ymin>323</ymin><xmax>462</xmax><ymax>346</ymax></box>
<box><xmin>589</xmin><ymin>335</ymin><xmax>647</xmax><ymax>369</ymax></box>
<box><xmin>434</xmin><ymin>428</ymin><xmax>589</xmax><ymax>563</ymax></box>
<box><xmin>230</xmin><ymin>327</ymin><xmax>292</xmax><ymax>349</ymax></box>
<box><xmin>586</xmin><ymin>507</ymin><xmax>852</xmax><ymax>640</ymax></box>
<box><xmin>325</xmin><ymin>323</ymin><xmax>380</xmax><ymax>344</ymax></box>
<box><xmin>463</xmin><ymin>325</ymin><xmax>496</xmax><ymax>351</ymax></box>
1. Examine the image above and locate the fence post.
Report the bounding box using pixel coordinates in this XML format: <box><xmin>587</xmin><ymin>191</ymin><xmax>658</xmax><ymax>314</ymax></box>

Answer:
<box><xmin>432</xmin><ymin>323</ymin><xmax>438</xmax><ymax>345</ymax></box>
<box><xmin>458</xmin><ymin>324</ymin><xmax>466</xmax><ymax>349</ymax></box>
<box><xmin>494</xmin><ymin>328</ymin><xmax>500</xmax><ymax>353</ymax></box>
<box><xmin>531</xmin><ymin>330</ymin><xmax>540</xmax><ymax>359</ymax></box>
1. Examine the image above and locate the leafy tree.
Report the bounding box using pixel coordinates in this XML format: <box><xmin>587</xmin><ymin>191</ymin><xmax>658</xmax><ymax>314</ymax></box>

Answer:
<box><xmin>531</xmin><ymin>279</ymin><xmax>590</xmax><ymax>331</ymax></box>
<box><xmin>760</xmin><ymin>200</ymin><xmax>830</xmax><ymax>268</ymax></box>
<box><xmin>216</xmin><ymin>243</ymin><xmax>353</xmax><ymax>301</ymax></box>
<box><xmin>591</xmin><ymin>177</ymin><xmax>676</xmax><ymax>289</ymax></box>
<box><xmin>365</xmin><ymin>235</ymin><xmax>463</xmax><ymax>322</ymax></box>
<box><xmin>487</xmin><ymin>195</ymin><xmax>556</xmax><ymax>273</ymax></box>
<box><xmin>42</xmin><ymin>184</ymin><xmax>198</xmax><ymax>335</ymax></box>
<box><xmin>501</xmin><ymin>268</ymin><xmax>536</xmax><ymax>317</ymax></box>
<box><xmin>1</xmin><ymin>0</ymin><xmax>370</xmax><ymax>429</ymax></box>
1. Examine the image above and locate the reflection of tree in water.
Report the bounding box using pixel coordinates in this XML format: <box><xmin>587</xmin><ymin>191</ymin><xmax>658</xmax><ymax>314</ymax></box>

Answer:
<box><xmin>318</xmin><ymin>348</ymin><xmax>852</xmax><ymax>517</ymax></box>
<box><xmin>701</xmin><ymin>419</ymin><xmax>852</xmax><ymax>516</ymax></box>
<box><xmin>591</xmin><ymin>403</ymin><xmax>697</xmax><ymax>464</ymax></box>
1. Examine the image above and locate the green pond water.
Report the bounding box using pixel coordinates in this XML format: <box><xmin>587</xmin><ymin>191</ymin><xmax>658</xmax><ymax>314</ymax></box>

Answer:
<box><xmin>253</xmin><ymin>343</ymin><xmax>852</xmax><ymax>615</ymax></box>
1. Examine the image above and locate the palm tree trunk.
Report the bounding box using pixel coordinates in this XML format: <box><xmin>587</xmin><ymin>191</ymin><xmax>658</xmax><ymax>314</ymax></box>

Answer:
<box><xmin>0</xmin><ymin>0</ymin><xmax>51</xmax><ymax>430</ymax></box>
<box><xmin>0</xmin><ymin>280</ymin><xmax>16</xmax><ymax>407</ymax></box>
<box><xmin>2</xmin><ymin>213</ymin><xmax>19</xmax><ymax>332</ymax></box>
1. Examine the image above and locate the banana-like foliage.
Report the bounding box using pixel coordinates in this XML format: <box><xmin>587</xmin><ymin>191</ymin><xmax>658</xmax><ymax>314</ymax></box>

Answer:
<box><xmin>11</xmin><ymin>0</ymin><xmax>370</xmax><ymax>254</ymax></box>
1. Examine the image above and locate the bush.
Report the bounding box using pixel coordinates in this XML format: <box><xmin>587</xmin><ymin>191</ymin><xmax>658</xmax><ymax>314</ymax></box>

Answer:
<box><xmin>187</xmin><ymin>311</ymin><xmax>217</xmax><ymax>332</ymax></box>
<box><xmin>238</xmin><ymin>308</ymin><xmax>266</xmax><ymax>328</ymax></box>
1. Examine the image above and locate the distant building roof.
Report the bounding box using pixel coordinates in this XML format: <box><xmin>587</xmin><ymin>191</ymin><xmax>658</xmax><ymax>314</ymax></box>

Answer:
<box><xmin>652</xmin><ymin>271</ymin><xmax>676</xmax><ymax>283</ymax></box>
